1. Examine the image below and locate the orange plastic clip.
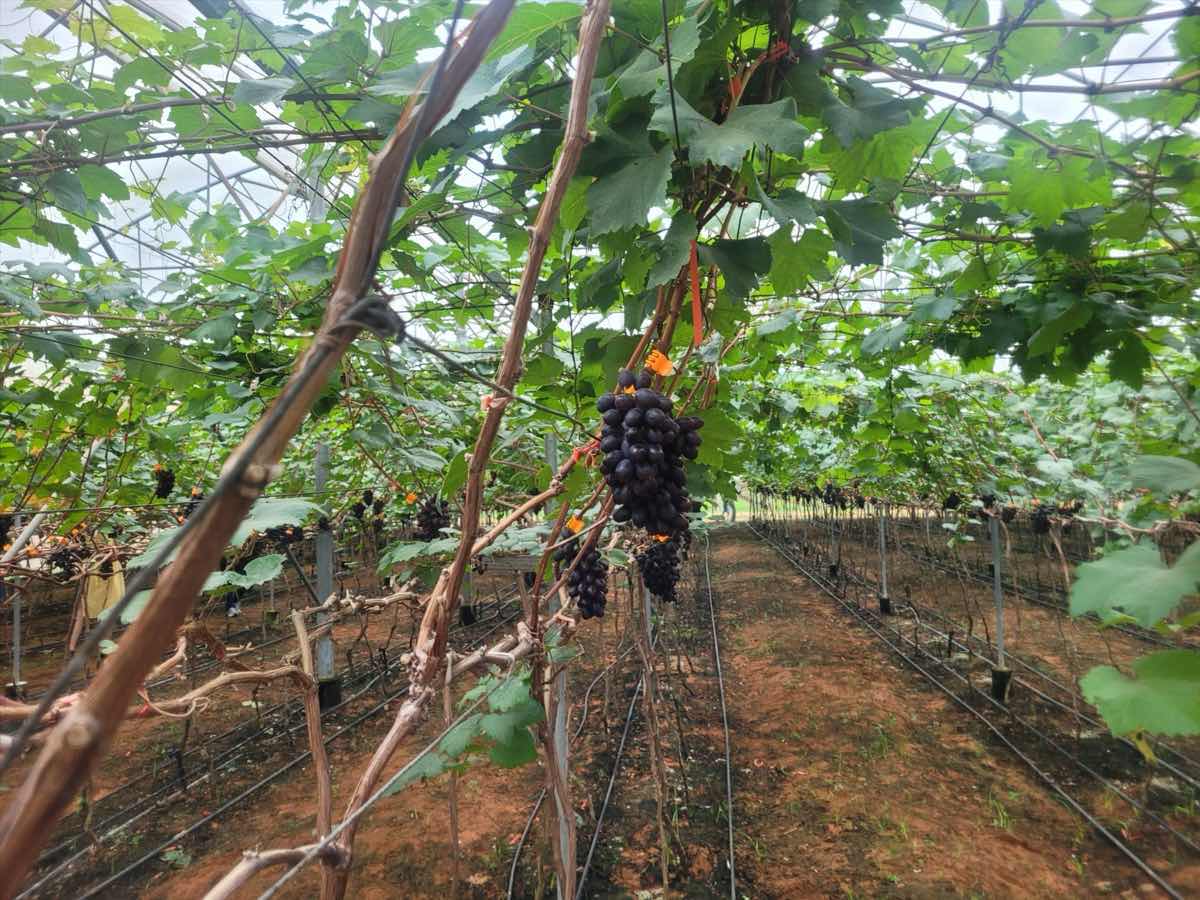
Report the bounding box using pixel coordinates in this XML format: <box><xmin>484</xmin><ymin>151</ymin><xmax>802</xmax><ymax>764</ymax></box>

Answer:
<box><xmin>645</xmin><ymin>349</ymin><xmax>675</xmax><ymax>376</ymax></box>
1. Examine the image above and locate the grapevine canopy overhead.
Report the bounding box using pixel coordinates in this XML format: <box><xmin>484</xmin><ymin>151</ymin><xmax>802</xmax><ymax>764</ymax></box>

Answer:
<box><xmin>0</xmin><ymin>0</ymin><xmax>1198</xmax><ymax>514</ymax></box>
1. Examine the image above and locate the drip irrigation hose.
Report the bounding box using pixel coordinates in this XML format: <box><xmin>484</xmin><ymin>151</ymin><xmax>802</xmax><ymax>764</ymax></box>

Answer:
<box><xmin>800</xmin><ymin>516</ymin><xmax>1200</xmax><ymax>784</ymax></box>
<box><xmin>505</xmin><ymin>641</ymin><xmax>641</xmax><ymax>898</ymax></box>
<box><xmin>751</xmin><ymin>522</ymin><xmax>1188</xmax><ymax>900</ymax></box>
<box><xmin>22</xmin><ymin>594</ymin><xmax>522</xmax><ymax>898</ymax></box>
<box><xmin>701</xmin><ymin>530</ymin><xmax>736</xmax><ymax>900</ymax></box>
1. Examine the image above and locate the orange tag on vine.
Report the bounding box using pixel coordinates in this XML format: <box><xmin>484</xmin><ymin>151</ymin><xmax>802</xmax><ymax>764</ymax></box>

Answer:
<box><xmin>645</xmin><ymin>349</ymin><xmax>674</xmax><ymax>376</ymax></box>
<box><xmin>652</xmin><ymin>533</ymin><xmax>671</xmax><ymax>542</ymax></box>
<box><xmin>567</xmin><ymin>515</ymin><xmax>584</xmax><ymax>533</ymax></box>
<box><xmin>688</xmin><ymin>239</ymin><xmax>702</xmax><ymax>347</ymax></box>
<box><xmin>405</xmin><ymin>492</ymin><xmax>417</xmax><ymax>504</ymax></box>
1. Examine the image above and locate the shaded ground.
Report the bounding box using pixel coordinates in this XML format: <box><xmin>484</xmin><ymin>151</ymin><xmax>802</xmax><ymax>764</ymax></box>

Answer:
<box><xmin>10</xmin><ymin>528</ymin><xmax>1199</xmax><ymax>897</ymax></box>
<box><xmin>580</xmin><ymin>527</ymin><xmax>1194</xmax><ymax>899</ymax></box>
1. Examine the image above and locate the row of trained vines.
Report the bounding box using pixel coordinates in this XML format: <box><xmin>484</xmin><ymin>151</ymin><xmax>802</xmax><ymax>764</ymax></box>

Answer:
<box><xmin>0</xmin><ymin>0</ymin><xmax>1199</xmax><ymax>895</ymax></box>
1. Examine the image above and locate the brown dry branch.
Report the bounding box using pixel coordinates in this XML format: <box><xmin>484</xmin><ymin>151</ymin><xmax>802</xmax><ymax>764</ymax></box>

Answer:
<box><xmin>292</xmin><ymin>611</ymin><xmax>334</xmax><ymax>849</ymax></box>
<box><xmin>323</xmin><ymin>2</ymin><xmax>609</xmax><ymax>895</ymax></box>
<box><xmin>0</xmin><ymin>1</ymin><xmax>514</xmax><ymax>891</ymax></box>
<box><xmin>202</xmin><ymin>844</ymin><xmax>348</xmax><ymax>900</ymax></box>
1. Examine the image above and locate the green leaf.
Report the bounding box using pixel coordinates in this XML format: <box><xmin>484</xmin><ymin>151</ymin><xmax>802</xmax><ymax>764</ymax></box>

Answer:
<box><xmin>1007</xmin><ymin>153</ymin><xmax>1112</xmax><ymax>226</ymax></box>
<box><xmin>189</xmin><ymin>314</ymin><xmax>237</xmax><ymax>346</ymax></box>
<box><xmin>697</xmin><ymin>238</ymin><xmax>771</xmax><ymax>300</ymax></box>
<box><xmin>587</xmin><ymin>146</ymin><xmax>673</xmax><ymax>236</ymax></box>
<box><xmin>442</xmin><ymin>449</ymin><xmax>469</xmax><ymax>497</ymax></box>
<box><xmin>1071</xmin><ymin>542</ymin><xmax>1200</xmax><ymax>629</ymax></box>
<box><xmin>749</xmin><ymin>173</ymin><xmax>816</xmax><ymax>228</ymax></box>
<box><xmin>229</xmin><ymin>554</ymin><xmax>285</xmax><ymax>589</ymax></box>
<box><xmin>439</xmin><ymin>46</ymin><xmax>534</xmax><ymax>128</ymax></box>
<box><xmin>650</xmin><ymin>93</ymin><xmax>808</xmax><ymax>168</ymax></box>
<box><xmin>488</xmin><ymin>2</ymin><xmax>581</xmax><ymax>60</ymax></box>
<box><xmin>646</xmin><ymin>212</ymin><xmax>697</xmax><ymax>287</ymax></box>
<box><xmin>821</xmin><ymin>199</ymin><xmax>901</xmax><ymax>266</ymax></box>
<box><xmin>232</xmin><ymin>76</ymin><xmax>297</xmax><ymax>105</ymax></box>
<box><xmin>1131</xmin><ymin>455</ymin><xmax>1200</xmax><ymax>496</ymax></box>
<box><xmin>861</xmin><ymin>322</ymin><xmax>908</xmax><ymax>356</ymax></box>
<box><xmin>1081</xmin><ymin>651</ymin><xmax>1200</xmax><ymax>738</ymax></box>
<box><xmin>402</xmin><ymin>447</ymin><xmax>448</xmax><ymax>471</ymax></box>
<box><xmin>77</xmin><ymin>165</ymin><xmax>130</xmax><ymax>202</ymax></box>
<box><xmin>822</xmin><ymin>77</ymin><xmax>917</xmax><ymax>149</ymax></box>
<box><xmin>380</xmin><ymin>750</ymin><xmax>446</xmax><ymax>797</ymax></box>
<box><xmin>1107</xmin><ymin>335</ymin><xmax>1150</xmax><ymax>389</ymax></box>
<box><xmin>97</xmin><ymin>588</ymin><xmax>152</xmax><ymax>626</ymax></box>
<box><xmin>488</xmin><ymin>727</ymin><xmax>537</xmax><ymax>767</ymax></box>
<box><xmin>46</xmin><ymin>172</ymin><xmax>86</xmax><ymax>215</ymax></box>
<box><xmin>767</xmin><ymin>229</ymin><xmax>830</xmax><ymax>294</ymax></box>
<box><xmin>114</xmin><ymin>57</ymin><xmax>173</xmax><ymax>93</ymax></box>
<box><xmin>232</xmin><ymin>497</ymin><xmax>321</xmax><ymax>547</ymax></box>
<box><xmin>1026</xmin><ymin>303</ymin><xmax>1092</xmax><ymax>358</ymax></box>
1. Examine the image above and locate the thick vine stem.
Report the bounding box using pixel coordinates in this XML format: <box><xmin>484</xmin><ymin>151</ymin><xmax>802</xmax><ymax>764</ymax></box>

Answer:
<box><xmin>412</xmin><ymin>0</ymin><xmax>615</xmax><ymax>683</ymax></box>
<box><xmin>322</xmin><ymin>3</ymin><xmax>611</xmax><ymax>896</ymax></box>
<box><xmin>0</xmin><ymin>3</ymin><xmax>514</xmax><ymax>892</ymax></box>
<box><xmin>202</xmin><ymin>845</ymin><xmax>347</xmax><ymax>900</ymax></box>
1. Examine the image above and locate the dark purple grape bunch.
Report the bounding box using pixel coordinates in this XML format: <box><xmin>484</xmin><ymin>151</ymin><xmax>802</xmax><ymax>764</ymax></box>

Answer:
<box><xmin>153</xmin><ymin>464</ymin><xmax>175</xmax><ymax>499</ymax></box>
<box><xmin>264</xmin><ymin>525</ymin><xmax>303</xmax><ymax>548</ymax></box>
<box><xmin>184</xmin><ymin>488</ymin><xmax>204</xmax><ymax>519</ymax></box>
<box><xmin>637</xmin><ymin>536</ymin><xmax>682</xmax><ymax>602</ymax></box>
<box><xmin>556</xmin><ymin>538</ymin><xmax>608</xmax><ymax>619</ymax></box>
<box><xmin>596</xmin><ymin>368</ymin><xmax>702</xmax><ymax>537</ymax></box>
<box><xmin>415</xmin><ymin>497</ymin><xmax>450</xmax><ymax>541</ymax></box>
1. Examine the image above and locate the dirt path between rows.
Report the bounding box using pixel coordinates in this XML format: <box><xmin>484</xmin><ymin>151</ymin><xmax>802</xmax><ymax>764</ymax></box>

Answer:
<box><xmin>28</xmin><ymin>527</ymin><xmax>1196</xmax><ymax>898</ymax></box>
<box><xmin>704</xmin><ymin>526</ymin><xmax>1163</xmax><ymax>899</ymax></box>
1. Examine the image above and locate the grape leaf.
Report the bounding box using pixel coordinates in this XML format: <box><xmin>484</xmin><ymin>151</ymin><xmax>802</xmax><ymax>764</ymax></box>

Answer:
<box><xmin>587</xmin><ymin>146</ymin><xmax>673</xmax><ymax>236</ymax></box>
<box><xmin>1081</xmin><ymin>651</ymin><xmax>1200</xmax><ymax>738</ymax></box>
<box><xmin>1132</xmin><ymin>455</ymin><xmax>1200</xmax><ymax>496</ymax></box>
<box><xmin>1071</xmin><ymin>542</ymin><xmax>1200</xmax><ymax>628</ymax></box>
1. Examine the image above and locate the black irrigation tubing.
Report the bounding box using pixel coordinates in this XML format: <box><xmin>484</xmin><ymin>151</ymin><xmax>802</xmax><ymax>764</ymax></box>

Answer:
<box><xmin>505</xmin><ymin>630</ymin><xmax>643</xmax><ymax>898</ymax></box>
<box><xmin>574</xmin><ymin>663</ymin><xmax>645</xmax><ymax>900</ymax></box>
<box><xmin>700</xmin><ymin>530</ymin><xmax>736</xmax><ymax>900</ymax></box>
<box><xmin>31</xmin><ymin>587</ymin><xmax>516</xmax><ymax>869</ymax></box>
<box><xmin>793</xmin><ymin>521</ymin><xmax>1200</xmax><ymax>797</ymax></box>
<box><xmin>749</xmin><ymin>522</ymin><xmax>1190</xmax><ymax>900</ymax></box>
<box><xmin>881</xmin><ymin>517</ymin><xmax>1199</xmax><ymax>652</ymax></box>
<box><xmin>756</xmin><ymin>507</ymin><xmax>1200</xmax><ymax>781</ymax></box>
<box><xmin>573</xmin><ymin>556</ymin><xmax>716</xmax><ymax>900</ymax></box>
<box><xmin>505</xmin><ymin>562</ymin><xmax>705</xmax><ymax>898</ymax></box>
<box><xmin>23</xmin><ymin>594</ymin><xmax>523</xmax><ymax>899</ymax></box>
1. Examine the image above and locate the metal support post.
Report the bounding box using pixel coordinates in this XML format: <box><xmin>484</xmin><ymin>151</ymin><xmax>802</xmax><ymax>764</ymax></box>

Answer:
<box><xmin>878</xmin><ymin>505</ymin><xmax>892</xmax><ymax>615</ymax></box>
<box><xmin>990</xmin><ymin>514</ymin><xmax>1012</xmax><ymax>703</ymax></box>
<box><xmin>5</xmin><ymin>511</ymin><xmax>46</xmax><ymax>699</ymax></box>
<box><xmin>314</xmin><ymin>444</ymin><xmax>341</xmax><ymax>709</ymax></box>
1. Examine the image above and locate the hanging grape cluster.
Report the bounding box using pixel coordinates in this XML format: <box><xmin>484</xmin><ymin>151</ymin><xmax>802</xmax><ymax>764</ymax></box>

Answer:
<box><xmin>264</xmin><ymin>525</ymin><xmax>303</xmax><ymax>548</ymax></box>
<box><xmin>153</xmin><ymin>465</ymin><xmax>175</xmax><ymax>499</ymax></box>
<box><xmin>415</xmin><ymin>497</ymin><xmax>450</xmax><ymax>541</ymax></box>
<box><xmin>183</xmin><ymin>488</ymin><xmax>204</xmax><ymax>520</ymax></box>
<box><xmin>637</xmin><ymin>536</ymin><xmax>682</xmax><ymax>602</ymax></box>
<box><xmin>556</xmin><ymin>537</ymin><xmax>608</xmax><ymax>619</ymax></box>
<box><xmin>597</xmin><ymin>368</ymin><xmax>702</xmax><ymax>537</ymax></box>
